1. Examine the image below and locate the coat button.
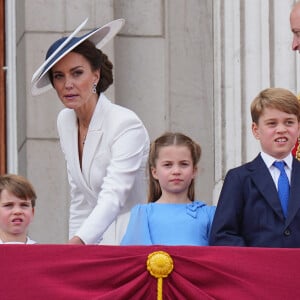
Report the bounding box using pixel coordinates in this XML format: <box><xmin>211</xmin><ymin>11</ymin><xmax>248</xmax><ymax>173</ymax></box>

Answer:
<box><xmin>284</xmin><ymin>229</ymin><xmax>291</xmax><ymax>236</ymax></box>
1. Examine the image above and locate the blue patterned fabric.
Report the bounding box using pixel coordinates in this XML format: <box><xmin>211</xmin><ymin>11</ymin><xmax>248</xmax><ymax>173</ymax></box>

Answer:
<box><xmin>273</xmin><ymin>161</ymin><xmax>290</xmax><ymax>218</ymax></box>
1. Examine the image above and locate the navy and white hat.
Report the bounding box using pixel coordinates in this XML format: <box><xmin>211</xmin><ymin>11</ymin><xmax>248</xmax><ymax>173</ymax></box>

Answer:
<box><xmin>31</xmin><ymin>18</ymin><xmax>125</xmax><ymax>96</ymax></box>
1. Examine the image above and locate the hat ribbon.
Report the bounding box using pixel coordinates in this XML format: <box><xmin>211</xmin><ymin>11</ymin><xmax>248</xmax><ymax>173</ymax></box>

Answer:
<box><xmin>31</xmin><ymin>18</ymin><xmax>88</xmax><ymax>83</ymax></box>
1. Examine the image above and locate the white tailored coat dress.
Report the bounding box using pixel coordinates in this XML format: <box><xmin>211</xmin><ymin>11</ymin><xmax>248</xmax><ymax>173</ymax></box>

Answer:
<box><xmin>57</xmin><ymin>93</ymin><xmax>150</xmax><ymax>245</ymax></box>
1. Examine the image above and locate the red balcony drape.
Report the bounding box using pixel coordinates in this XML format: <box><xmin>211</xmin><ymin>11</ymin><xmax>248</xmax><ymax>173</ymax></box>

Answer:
<box><xmin>1</xmin><ymin>245</ymin><xmax>299</xmax><ymax>300</ymax></box>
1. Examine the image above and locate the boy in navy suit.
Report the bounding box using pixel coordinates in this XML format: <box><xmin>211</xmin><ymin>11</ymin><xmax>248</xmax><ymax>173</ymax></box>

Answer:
<box><xmin>209</xmin><ymin>87</ymin><xmax>300</xmax><ymax>247</ymax></box>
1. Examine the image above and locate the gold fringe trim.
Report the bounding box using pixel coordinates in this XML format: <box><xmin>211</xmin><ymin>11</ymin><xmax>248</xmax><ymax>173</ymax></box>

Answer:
<box><xmin>296</xmin><ymin>137</ymin><xmax>300</xmax><ymax>161</ymax></box>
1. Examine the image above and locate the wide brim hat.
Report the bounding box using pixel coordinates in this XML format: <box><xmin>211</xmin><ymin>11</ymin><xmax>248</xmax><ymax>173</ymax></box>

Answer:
<box><xmin>31</xmin><ymin>18</ymin><xmax>125</xmax><ymax>96</ymax></box>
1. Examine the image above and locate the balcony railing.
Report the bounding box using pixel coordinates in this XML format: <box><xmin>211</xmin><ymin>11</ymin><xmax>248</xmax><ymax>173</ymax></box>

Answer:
<box><xmin>1</xmin><ymin>244</ymin><xmax>298</xmax><ymax>299</ymax></box>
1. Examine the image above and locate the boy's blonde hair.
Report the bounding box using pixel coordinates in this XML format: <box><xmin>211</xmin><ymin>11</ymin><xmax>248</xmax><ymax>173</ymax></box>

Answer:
<box><xmin>0</xmin><ymin>174</ymin><xmax>36</xmax><ymax>207</ymax></box>
<box><xmin>147</xmin><ymin>132</ymin><xmax>201</xmax><ymax>203</ymax></box>
<box><xmin>251</xmin><ymin>87</ymin><xmax>300</xmax><ymax>124</ymax></box>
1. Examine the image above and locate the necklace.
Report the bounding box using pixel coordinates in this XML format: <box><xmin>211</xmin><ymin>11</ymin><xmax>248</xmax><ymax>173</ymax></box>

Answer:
<box><xmin>78</xmin><ymin>122</ymin><xmax>89</xmax><ymax>145</ymax></box>
<box><xmin>82</xmin><ymin>134</ymin><xmax>87</xmax><ymax>145</ymax></box>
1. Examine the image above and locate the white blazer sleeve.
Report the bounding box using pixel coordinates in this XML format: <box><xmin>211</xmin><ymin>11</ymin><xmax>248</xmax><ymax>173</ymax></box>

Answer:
<box><xmin>76</xmin><ymin>117</ymin><xmax>149</xmax><ymax>244</ymax></box>
<box><xmin>77</xmin><ymin>116</ymin><xmax>149</xmax><ymax>244</ymax></box>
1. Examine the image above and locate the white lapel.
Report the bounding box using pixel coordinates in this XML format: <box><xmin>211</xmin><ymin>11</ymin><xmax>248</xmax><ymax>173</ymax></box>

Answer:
<box><xmin>81</xmin><ymin>94</ymin><xmax>110</xmax><ymax>180</ymax></box>
<box><xmin>62</xmin><ymin>110</ymin><xmax>87</xmax><ymax>187</ymax></box>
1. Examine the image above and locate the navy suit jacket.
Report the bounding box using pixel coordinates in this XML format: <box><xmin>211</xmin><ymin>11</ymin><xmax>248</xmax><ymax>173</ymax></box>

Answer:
<box><xmin>209</xmin><ymin>154</ymin><xmax>300</xmax><ymax>247</ymax></box>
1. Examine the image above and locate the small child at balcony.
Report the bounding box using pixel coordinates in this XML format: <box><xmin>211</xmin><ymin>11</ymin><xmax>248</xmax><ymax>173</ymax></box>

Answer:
<box><xmin>121</xmin><ymin>132</ymin><xmax>215</xmax><ymax>245</ymax></box>
<box><xmin>0</xmin><ymin>174</ymin><xmax>37</xmax><ymax>244</ymax></box>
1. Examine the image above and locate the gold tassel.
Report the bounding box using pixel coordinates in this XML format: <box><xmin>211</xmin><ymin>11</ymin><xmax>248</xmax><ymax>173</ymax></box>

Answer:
<box><xmin>147</xmin><ymin>251</ymin><xmax>174</xmax><ymax>300</ymax></box>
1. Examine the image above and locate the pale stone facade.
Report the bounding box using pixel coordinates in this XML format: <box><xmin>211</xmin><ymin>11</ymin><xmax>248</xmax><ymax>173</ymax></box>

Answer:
<box><xmin>5</xmin><ymin>0</ymin><xmax>298</xmax><ymax>243</ymax></box>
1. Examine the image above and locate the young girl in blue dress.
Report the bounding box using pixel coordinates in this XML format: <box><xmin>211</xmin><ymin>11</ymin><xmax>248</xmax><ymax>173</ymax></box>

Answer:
<box><xmin>121</xmin><ymin>132</ymin><xmax>215</xmax><ymax>245</ymax></box>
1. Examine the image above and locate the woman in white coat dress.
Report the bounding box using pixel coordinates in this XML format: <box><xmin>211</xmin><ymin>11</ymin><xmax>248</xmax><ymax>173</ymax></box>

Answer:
<box><xmin>31</xmin><ymin>19</ymin><xmax>150</xmax><ymax>245</ymax></box>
